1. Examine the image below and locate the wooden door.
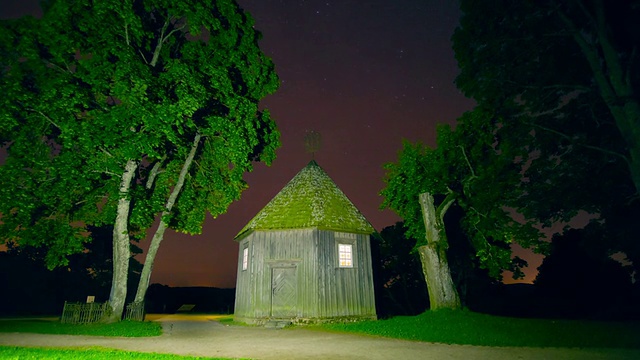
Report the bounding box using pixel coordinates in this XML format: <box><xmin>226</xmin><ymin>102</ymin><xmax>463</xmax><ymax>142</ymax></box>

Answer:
<box><xmin>271</xmin><ymin>267</ymin><xmax>297</xmax><ymax>318</ymax></box>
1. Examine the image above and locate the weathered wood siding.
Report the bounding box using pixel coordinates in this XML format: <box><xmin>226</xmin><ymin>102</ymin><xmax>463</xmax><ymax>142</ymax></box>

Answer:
<box><xmin>234</xmin><ymin>229</ymin><xmax>318</xmax><ymax>321</ymax></box>
<box><xmin>234</xmin><ymin>229</ymin><xmax>376</xmax><ymax>323</ymax></box>
<box><xmin>317</xmin><ymin>231</ymin><xmax>376</xmax><ymax>319</ymax></box>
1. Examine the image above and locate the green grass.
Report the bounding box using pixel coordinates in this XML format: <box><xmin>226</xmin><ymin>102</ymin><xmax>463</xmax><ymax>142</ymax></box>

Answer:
<box><xmin>0</xmin><ymin>319</ymin><xmax>162</xmax><ymax>337</ymax></box>
<box><xmin>315</xmin><ymin>309</ymin><xmax>640</xmax><ymax>348</ymax></box>
<box><xmin>0</xmin><ymin>346</ymin><xmax>243</xmax><ymax>359</ymax></box>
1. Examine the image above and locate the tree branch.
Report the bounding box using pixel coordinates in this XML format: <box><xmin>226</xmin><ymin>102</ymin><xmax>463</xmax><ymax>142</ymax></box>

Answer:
<box><xmin>99</xmin><ymin>146</ymin><xmax>114</xmax><ymax>157</ymax></box>
<box><xmin>573</xmin><ymin>0</ymin><xmax>597</xmax><ymax>26</ymax></box>
<box><xmin>163</xmin><ymin>23</ymin><xmax>187</xmax><ymax>44</ymax></box>
<box><xmin>527</xmin><ymin>121</ymin><xmax>630</xmax><ymax>165</ymax></box>
<box><xmin>556</xmin><ymin>7</ymin><xmax>618</xmax><ymax>106</ymax></box>
<box><xmin>149</xmin><ymin>18</ymin><xmax>170</xmax><ymax>67</ymax></box>
<box><xmin>92</xmin><ymin>169</ymin><xmax>120</xmax><ymax>176</ymax></box>
<box><xmin>502</xmin><ymin>79</ymin><xmax>590</xmax><ymax>92</ymax></box>
<box><xmin>43</xmin><ymin>60</ymin><xmax>72</xmax><ymax>75</ymax></box>
<box><xmin>124</xmin><ymin>23</ymin><xmax>130</xmax><ymax>46</ymax></box>
<box><xmin>437</xmin><ymin>191</ymin><xmax>456</xmax><ymax>226</ymax></box>
<box><xmin>458</xmin><ymin>145</ymin><xmax>476</xmax><ymax>178</ymax></box>
<box><xmin>28</xmin><ymin>109</ymin><xmax>60</xmax><ymax>130</ymax></box>
<box><xmin>163</xmin><ymin>133</ymin><xmax>201</xmax><ymax>212</ymax></box>
<box><xmin>592</xmin><ymin>0</ymin><xmax>631</xmax><ymax>99</ymax></box>
<box><xmin>146</xmin><ymin>154</ymin><xmax>167</xmax><ymax>190</ymax></box>
<box><xmin>136</xmin><ymin>49</ymin><xmax>149</xmax><ymax>64</ymax></box>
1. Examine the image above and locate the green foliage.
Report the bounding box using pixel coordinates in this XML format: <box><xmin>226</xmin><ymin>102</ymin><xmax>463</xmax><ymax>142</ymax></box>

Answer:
<box><xmin>0</xmin><ymin>225</ymin><xmax>143</xmax><ymax>315</ymax></box>
<box><xmin>0</xmin><ymin>346</ymin><xmax>234</xmax><ymax>360</ymax></box>
<box><xmin>373</xmin><ymin>223</ymin><xmax>429</xmax><ymax>316</ymax></box>
<box><xmin>317</xmin><ymin>310</ymin><xmax>640</xmax><ymax>348</ymax></box>
<box><xmin>0</xmin><ymin>319</ymin><xmax>161</xmax><ymax>337</ymax></box>
<box><xmin>0</xmin><ymin>0</ymin><xmax>279</xmax><ymax>265</ymax></box>
<box><xmin>452</xmin><ymin>0</ymin><xmax>640</xmax><ymax>272</ymax></box>
<box><xmin>381</xmin><ymin>109</ymin><xmax>543</xmax><ymax>279</ymax></box>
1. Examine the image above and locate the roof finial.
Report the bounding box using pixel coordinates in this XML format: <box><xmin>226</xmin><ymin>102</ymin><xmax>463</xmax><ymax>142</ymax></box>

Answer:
<box><xmin>304</xmin><ymin>129</ymin><xmax>322</xmax><ymax>160</ymax></box>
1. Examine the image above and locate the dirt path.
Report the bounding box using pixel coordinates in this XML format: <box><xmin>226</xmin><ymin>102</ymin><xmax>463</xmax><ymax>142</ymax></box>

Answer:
<box><xmin>1</xmin><ymin>314</ymin><xmax>638</xmax><ymax>360</ymax></box>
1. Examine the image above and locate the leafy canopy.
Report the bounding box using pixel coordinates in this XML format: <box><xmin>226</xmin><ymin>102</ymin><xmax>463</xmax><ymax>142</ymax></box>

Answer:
<box><xmin>381</xmin><ymin>108</ymin><xmax>543</xmax><ymax>279</ymax></box>
<box><xmin>452</xmin><ymin>0</ymin><xmax>639</xmax><ymax>270</ymax></box>
<box><xmin>0</xmin><ymin>0</ymin><xmax>280</xmax><ymax>267</ymax></box>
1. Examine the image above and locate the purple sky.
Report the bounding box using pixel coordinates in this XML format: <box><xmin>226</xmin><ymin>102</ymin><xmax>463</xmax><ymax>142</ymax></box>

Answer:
<box><xmin>1</xmin><ymin>0</ymin><xmax>544</xmax><ymax>288</ymax></box>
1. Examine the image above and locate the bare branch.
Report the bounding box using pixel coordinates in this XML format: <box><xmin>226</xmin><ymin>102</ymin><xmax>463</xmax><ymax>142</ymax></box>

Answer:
<box><xmin>28</xmin><ymin>109</ymin><xmax>60</xmax><ymax>129</ymax></box>
<box><xmin>92</xmin><ymin>169</ymin><xmax>120</xmax><ymax>176</ymax></box>
<box><xmin>527</xmin><ymin>121</ymin><xmax>630</xmax><ymax>165</ymax></box>
<box><xmin>437</xmin><ymin>192</ymin><xmax>456</xmax><ymax>225</ymax></box>
<box><xmin>592</xmin><ymin>0</ymin><xmax>630</xmax><ymax>99</ymax></box>
<box><xmin>124</xmin><ymin>23</ymin><xmax>130</xmax><ymax>46</ymax></box>
<box><xmin>469</xmin><ymin>206</ymin><xmax>487</xmax><ymax>219</ymax></box>
<box><xmin>138</xmin><ymin>49</ymin><xmax>149</xmax><ymax>65</ymax></box>
<box><xmin>573</xmin><ymin>0</ymin><xmax>597</xmax><ymax>26</ymax></box>
<box><xmin>43</xmin><ymin>60</ymin><xmax>72</xmax><ymax>74</ymax></box>
<box><xmin>99</xmin><ymin>146</ymin><xmax>114</xmax><ymax>157</ymax></box>
<box><xmin>501</xmin><ymin>79</ymin><xmax>590</xmax><ymax>92</ymax></box>
<box><xmin>150</xmin><ymin>17</ymin><xmax>171</xmax><ymax>67</ymax></box>
<box><xmin>458</xmin><ymin>145</ymin><xmax>477</xmax><ymax>178</ymax></box>
<box><xmin>146</xmin><ymin>154</ymin><xmax>167</xmax><ymax>190</ymax></box>
<box><xmin>556</xmin><ymin>8</ymin><xmax>618</xmax><ymax>105</ymax></box>
<box><xmin>163</xmin><ymin>23</ymin><xmax>187</xmax><ymax>44</ymax></box>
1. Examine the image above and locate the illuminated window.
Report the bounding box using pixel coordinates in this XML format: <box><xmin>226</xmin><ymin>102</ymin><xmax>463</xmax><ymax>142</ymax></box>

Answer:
<box><xmin>338</xmin><ymin>244</ymin><xmax>353</xmax><ymax>268</ymax></box>
<box><xmin>242</xmin><ymin>247</ymin><xmax>248</xmax><ymax>270</ymax></box>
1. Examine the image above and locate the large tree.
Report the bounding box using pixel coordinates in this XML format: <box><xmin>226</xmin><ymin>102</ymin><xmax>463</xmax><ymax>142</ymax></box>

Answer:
<box><xmin>453</xmin><ymin>0</ymin><xmax>639</xmax><ymax>272</ymax></box>
<box><xmin>0</xmin><ymin>0</ymin><xmax>279</xmax><ymax>321</ymax></box>
<box><xmin>381</xmin><ymin>109</ymin><xmax>543</xmax><ymax>310</ymax></box>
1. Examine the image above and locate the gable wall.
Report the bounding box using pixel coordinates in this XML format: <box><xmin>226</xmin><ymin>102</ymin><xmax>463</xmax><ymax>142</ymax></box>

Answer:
<box><xmin>234</xmin><ymin>229</ymin><xmax>319</xmax><ymax>321</ymax></box>
<box><xmin>316</xmin><ymin>231</ymin><xmax>377</xmax><ymax>319</ymax></box>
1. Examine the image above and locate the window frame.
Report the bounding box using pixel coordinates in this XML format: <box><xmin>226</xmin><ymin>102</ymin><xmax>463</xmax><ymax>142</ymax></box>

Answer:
<box><xmin>338</xmin><ymin>243</ymin><xmax>353</xmax><ymax>268</ymax></box>
<box><xmin>242</xmin><ymin>247</ymin><xmax>249</xmax><ymax>271</ymax></box>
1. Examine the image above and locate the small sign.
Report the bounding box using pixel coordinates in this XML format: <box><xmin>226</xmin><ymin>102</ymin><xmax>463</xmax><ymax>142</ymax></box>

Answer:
<box><xmin>177</xmin><ymin>304</ymin><xmax>196</xmax><ymax>312</ymax></box>
<box><xmin>86</xmin><ymin>296</ymin><xmax>95</xmax><ymax>303</ymax></box>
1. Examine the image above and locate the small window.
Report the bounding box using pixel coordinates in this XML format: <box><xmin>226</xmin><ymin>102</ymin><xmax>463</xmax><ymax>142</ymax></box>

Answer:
<box><xmin>338</xmin><ymin>244</ymin><xmax>353</xmax><ymax>268</ymax></box>
<box><xmin>242</xmin><ymin>247</ymin><xmax>249</xmax><ymax>270</ymax></box>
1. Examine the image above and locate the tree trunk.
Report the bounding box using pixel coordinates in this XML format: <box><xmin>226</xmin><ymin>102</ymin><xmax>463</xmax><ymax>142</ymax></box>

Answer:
<box><xmin>105</xmin><ymin>159</ymin><xmax>139</xmax><ymax>322</ymax></box>
<box><xmin>559</xmin><ymin>2</ymin><xmax>640</xmax><ymax>195</ymax></box>
<box><xmin>134</xmin><ymin>133</ymin><xmax>201</xmax><ymax>304</ymax></box>
<box><xmin>418</xmin><ymin>192</ymin><xmax>461</xmax><ymax>310</ymax></box>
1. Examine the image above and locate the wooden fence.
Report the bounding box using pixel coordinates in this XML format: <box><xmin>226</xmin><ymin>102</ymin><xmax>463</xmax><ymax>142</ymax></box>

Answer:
<box><xmin>125</xmin><ymin>301</ymin><xmax>145</xmax><ymax>321</ymax></box>
<box><xmin>61</xmin><ymin>301</ymin><xmax>145</xmax><ymax>324</ymax></box>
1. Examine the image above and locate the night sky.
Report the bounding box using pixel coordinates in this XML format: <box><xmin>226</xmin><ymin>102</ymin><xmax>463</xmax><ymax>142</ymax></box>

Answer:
<box><xmin>1</xmin><ymin>0</ymin><xmax>544</xmax><ymax>288</ymax></box>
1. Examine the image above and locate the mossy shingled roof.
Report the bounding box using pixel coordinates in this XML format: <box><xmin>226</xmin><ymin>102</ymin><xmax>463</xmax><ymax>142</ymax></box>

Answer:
<box><xmin>235</xmin><ymin>160</ymin><xmax>375</xmax><ymax>240</ymax></box>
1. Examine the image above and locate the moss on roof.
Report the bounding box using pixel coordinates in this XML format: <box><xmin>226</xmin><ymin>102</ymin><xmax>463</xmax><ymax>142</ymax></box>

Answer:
<box><xmin>235</xmin><ymin>160</ymin><xmax>375</xmax><ymax>240</ymax></box>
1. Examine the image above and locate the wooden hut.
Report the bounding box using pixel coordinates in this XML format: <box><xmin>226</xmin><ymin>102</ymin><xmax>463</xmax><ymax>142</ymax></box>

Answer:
<box><xmin>233</xmin><ymin>160</ymin><xmax>377</xmax><ymax>324</ymax></box>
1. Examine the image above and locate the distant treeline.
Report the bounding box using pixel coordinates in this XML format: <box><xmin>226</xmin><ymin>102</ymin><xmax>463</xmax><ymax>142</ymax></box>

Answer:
<box><xmin>145</xmin><ymin>284</ymin><xmax>234</xmax><ymax>314</ymax></box>
<box><xmin>1</xmin><ymin>222</ymin><xmax>638</xmax><ymax>320</ymax></box>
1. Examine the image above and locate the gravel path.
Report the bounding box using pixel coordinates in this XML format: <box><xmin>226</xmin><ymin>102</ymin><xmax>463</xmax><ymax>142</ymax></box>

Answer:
<box><xmin>1</xmin><ymin>314</ymin><xmax>638</xmax><ymax>360</ymax></box>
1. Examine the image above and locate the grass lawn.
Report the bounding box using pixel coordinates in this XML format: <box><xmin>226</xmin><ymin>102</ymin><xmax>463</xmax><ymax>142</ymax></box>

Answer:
<box><xmin>0</xmin><ymin>346</ymin><xmax>244</xmax><ymax>360</ymax></box>
<box><xmin>315</xmin><ymin>309</ymin><xmax>640</xmax><ymax>348</ymax></box>
<box><xmin>0</xmin><ymin>318</ymin><xmax>162</xmax><ymax>337</ymax></box>
<box><xmin>1</xmin><ymin>310</ymin><xmax>639</xmax><ymax>356</ymax></box>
